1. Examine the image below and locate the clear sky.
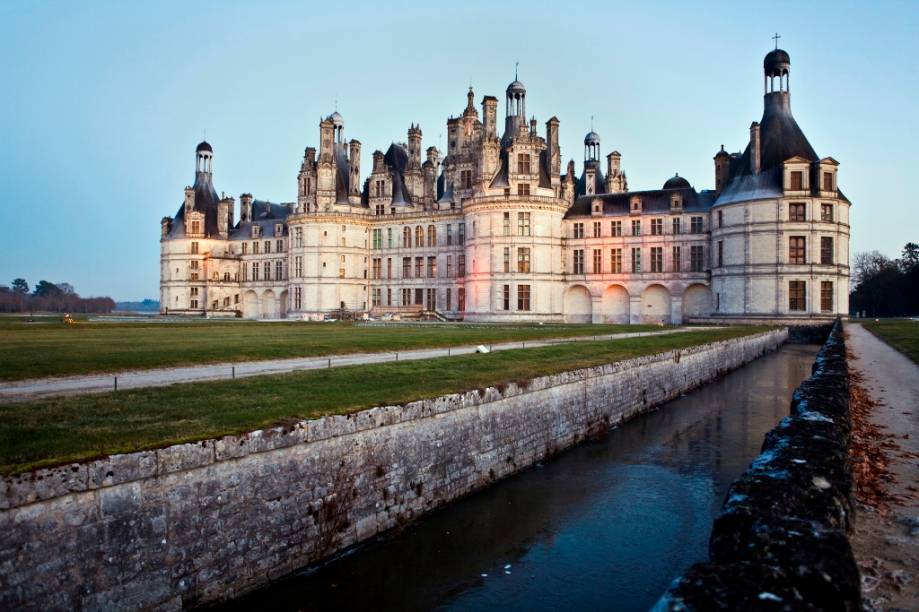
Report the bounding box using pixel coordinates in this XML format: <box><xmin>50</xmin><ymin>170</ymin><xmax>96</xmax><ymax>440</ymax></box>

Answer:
<box><xmin>1</xmin><ymin>0</ymin><xmax>916</xmax><ymax>300</ymax></box>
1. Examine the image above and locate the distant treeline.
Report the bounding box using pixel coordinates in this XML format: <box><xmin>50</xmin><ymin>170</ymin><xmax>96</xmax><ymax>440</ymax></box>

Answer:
<box><xmin>850</xmin><ymin>243</ymin><xmax>919</xmax><ymax>317</ymax></box>
<box><xmin>0</xmin><ymin>279</ymin><xmax>116</xmax><ymax>314</ymax></box>
<box><xmin>115</xmin><ymin>299</ymin><xmax>160</xmax><ymax>312</ymax></box>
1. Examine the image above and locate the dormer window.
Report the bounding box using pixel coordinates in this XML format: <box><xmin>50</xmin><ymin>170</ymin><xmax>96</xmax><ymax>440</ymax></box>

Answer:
<box><xmin>822</xmin><ymin>172</ymin><xmax>833</xmax><ymax>192</ymax></box>
<box><xmin>630</xmin><ymin>196</ymin><xmax>642</xmax><ymax>215</ymax></box>
<box><xmin>252</xmin><ymin>225</ymin><xmax>261</xmax><ymax>238</ymax></box>
<box><xmin>790</xmin><ymin>171</ymin><xmax>803</xmax><ymax>191</ymax></box>
<box><xmin>275</xmin><ymin>224</ymin><xmax>283</xmax><ymax>235</ymax></box>
<box><xmin>670</xmin><ymin>194</ymin><xmax>683</xmax><ymax>210</ymax></box>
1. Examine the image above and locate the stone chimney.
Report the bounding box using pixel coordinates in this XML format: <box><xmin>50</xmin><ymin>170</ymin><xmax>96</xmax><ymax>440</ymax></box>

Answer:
<box><xmin>714</xmin><ymin>145</ymin><xmax>731</xmax><ymax>194</ymax></box>
<box><xmin>749</xmin><ymin>122</ymin><xmax>761</xmax><ymax>174</ymax></box>
<box><xmin>240</xmin><ymin>193</ymin><xmax>254</xmax><ymax>222</ymax></box>
<box><xmin>482</xmin><ymin>96</ymin><xmax>498</xmax><ymax>139</ymax></box>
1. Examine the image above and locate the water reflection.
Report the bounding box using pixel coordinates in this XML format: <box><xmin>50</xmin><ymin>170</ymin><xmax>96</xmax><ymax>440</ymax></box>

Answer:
<box><xmin>224</xmin><ymin>344</ymin><xmax>819</xmax><ymax>612</ymax></box>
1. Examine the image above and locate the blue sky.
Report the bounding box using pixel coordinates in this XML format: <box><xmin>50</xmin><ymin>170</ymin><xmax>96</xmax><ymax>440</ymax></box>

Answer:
<box><xmin>1</xmin><ymin>0</ymin><xmax>916</xmax><ymax>300</ymax></box>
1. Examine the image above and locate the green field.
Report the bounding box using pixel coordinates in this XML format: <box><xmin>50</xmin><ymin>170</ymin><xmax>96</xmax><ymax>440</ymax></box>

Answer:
<box><xmin>0</xmin><ymin>326</ymin><xmax>766</xmax><ymax>475</ymax></box>
<box><xmin>0</xmin><ymin>316</ymin><xmax>664</xmax><ymax>381</ymax></box>
<box><xmin>861</xmin><ymin>319</ymin><xmax>919</xmax><ymax>364</ymax></box>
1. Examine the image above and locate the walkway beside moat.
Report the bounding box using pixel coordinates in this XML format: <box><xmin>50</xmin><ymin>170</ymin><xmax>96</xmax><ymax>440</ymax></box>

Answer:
<box><xmin>0</xmin><ymin>326</ymin><xmax>705</xmax><ymax>402</ymax></box>
<box><xmin>846</xmin><ymin>323</ymin><xmax>919</xmax><ymax>611</ymax></box>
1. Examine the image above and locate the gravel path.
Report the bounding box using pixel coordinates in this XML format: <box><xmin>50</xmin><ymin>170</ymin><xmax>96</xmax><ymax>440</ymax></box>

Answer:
<box><xmin>846</xmin><ymin>323</ymin><xmax>919</xmax><ymax>611</ymax></box>
<box><xmin>0</xmin><ymin>327</ymin><xmax>699</xmax><ymax>402</ymax></box>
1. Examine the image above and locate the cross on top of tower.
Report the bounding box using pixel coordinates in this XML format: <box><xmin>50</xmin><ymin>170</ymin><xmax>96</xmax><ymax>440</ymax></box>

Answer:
<box><xmin>772</xmin><ymin>32</ymin><xmax>781</xmax><ymax>49</ymax></box>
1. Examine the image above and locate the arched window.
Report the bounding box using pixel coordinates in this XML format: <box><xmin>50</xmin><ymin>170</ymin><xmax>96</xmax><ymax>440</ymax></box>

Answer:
<box><xmin>415</xmin><ymin>226</ymin><xmax>423</xmax><ymax>248</ymax></box>
<box><xmin>427</xmin><ymin>225</ymin><xmax>437</xmax><ymax>247</ymax></box>
<box><xmin>403</xmin><ymin>227</ymin><xmax>411</xmax><ymax>248</ymax></box>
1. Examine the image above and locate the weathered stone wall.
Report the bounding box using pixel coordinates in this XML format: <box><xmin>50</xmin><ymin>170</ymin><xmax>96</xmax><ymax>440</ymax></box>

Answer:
<box><xmin>0</xmin><ymin>330</ymin><xmax>786</xmax><ymax>611</ymax></box>
<box><xmin>655</xmin><ymin>320</ymin><xmax>859</xmax><ymax>610</ymax></box>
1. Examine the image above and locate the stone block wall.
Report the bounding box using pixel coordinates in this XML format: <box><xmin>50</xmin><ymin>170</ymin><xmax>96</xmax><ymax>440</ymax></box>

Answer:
<box><xmin>654</xmin><ymin>320</ymin><xmax>859</xmax><ymax>610</ymax></box>
<box><xmin>0</xmin><ymin>330</ymin><xmax>787</xmax><ymax>610</ymax></box>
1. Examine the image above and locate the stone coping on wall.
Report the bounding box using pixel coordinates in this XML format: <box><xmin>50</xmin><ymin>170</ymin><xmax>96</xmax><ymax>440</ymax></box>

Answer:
<box><xmin>0</xmin><ymin>329</ymin><xmax>784</xmax><ymax>511</ymax></box>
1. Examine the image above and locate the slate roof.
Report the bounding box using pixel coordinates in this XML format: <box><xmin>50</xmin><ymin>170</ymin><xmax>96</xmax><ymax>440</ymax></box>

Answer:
<box><xmin>566</xmin><ymin>185</ymin><xmax>716</xmax><ymax>219</ymax></box>
<box><xmin>166</xmin><ymin>171</ymin><xmax>220</xmax><ymax>238</ymax></box>
<box><xmin>229</xmin><ymin>201</ymin><xmax>292</xmax><ymax>240</ymax></box>
<box><xmin>575</xmin><ymin>161</ymin><xmax>606</xmax><ymax>197</ymax></box>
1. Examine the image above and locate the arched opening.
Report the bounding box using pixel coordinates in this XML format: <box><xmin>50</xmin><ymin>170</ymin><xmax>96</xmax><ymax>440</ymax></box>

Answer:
<box><xmin>564</xmin><ymin>285</ymin><xmax>592</xmax><ymax>323</ymax></box>
<box><xmin>242</xmin><ymin>290</ymin><xmax>259</xmax><ymax>319</ymax></box>
<box><xmin>683</xmin><ymin>284</ymin><xmax>714</xmax><ymax>319</ymax></box>
<box><xmin>261</xmin><ymin>290</ymin><xmax>277</xmax><ymax>320</ymax></box>
<box><xmin>601</xmin><ymin>285</ymin><xmax>630</xmax><ymax>324</ymax></box>
<box><xmin>640</xmin><ymin>284</ymin><xmax>672</xmax><ymax>324</ymax></box>
<box><xmin>279</xmin><ymin>290</ymin><xmax>289</xmax><ymax>319</ymax></box>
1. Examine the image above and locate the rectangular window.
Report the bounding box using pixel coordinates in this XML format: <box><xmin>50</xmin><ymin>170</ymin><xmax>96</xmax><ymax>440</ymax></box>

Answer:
<box><xmin>651</xmin><ymin>219</ymin><xmax>663</xmax><ymax>235</ymax></box>
<box><xmin>446</xmin><ymin>288</ymin><xmax>452</xmax><ymax>311</ymax></box>
<box><xmin>518</xmin><ymin>247</ymin><xmax>531</xmax><ymax>273</ymax></box>
<box><xmin>264</xmin><ymin>261</ymin><xmax>271</xmax><ymax>280</ymax></box>
<box><xmin>386</xmin><ymin>258</ymin><xmax>392</xmax><ymax>278</ymax></box>
<box><xmin>252</xmin><ymin>241</ymin><xmax>259</xmax><ymax>254</ymax></box>
<box><xmin>427</xmin><ymin>225</ymin><xmax>436</xmax><ymax>247</ymax></box>
<box><xmin>691</xmin><ymin>245</ymin><xmax>704</xmax><ymax>272</ymax></box>
<box><xmin>517</xmin><ymin>285</ymin><xmax>531</xmax><ymax>311</ymax></box>
<box><xmin>502</xmin><ymin>284</ymin><xmax>510</xmax><ymax>310</ymax></box>
<box><xmin>820</xmin><ymin>236</ymin><xmax>833</xmax><ymax>265</ymax></box>
<box><xmin>821</xmin><ymin>204</ymin><xmax>834</xmax><ymax>222</ymax></box>
<box><xmin>372</xmin><ymin>229</ymin><xmax>382</xmax><ymax>249</ymax></box>
<box><xmin>593</xmin><ymin>221</ymin><xmax>601</xmax><ymax>238</ymax></box>
<box><xmin>458</xmin><ymin>288</ymin><xmax>466</xmax><ymax>311</ymax></box>
<box><xmin>691</xmin><ymin>216</ymin><xmax>703</xmax><ymax>233</ymax></box>
<box><xmin>821</xmin><ymin>281</ymin><xmax>834</xmax><ymax>312</ymax></box>
<box><xmin>242</xmin><ymin>242</ymin><xmax>248</xmax><ymax>255</ymax></box>
<box><xmin>672</xmin><ymin>218</ymin><xmax>681</xmax><ymax>234</ymax></box>
<box><xmin>790</xmin><ymin>171</ymin><xmax>803</xmax><ymax>191</ymax></box>
<box><xmin>446</xmin><ymin>255</ymin><xmax>453</xmax><ymax>277</ymax></box>
<box><xmin>631</xmin><ymin>248</ymin><xmax>641</xmax><ymax>273</ymax></box>
<box><xmin>427</xmin><ymin>256</ymin><xmax>436</xmax><ymax>278</ymax></box>
<box><xmin>717</xmin><ymin>210</ymin><xmax>723</xmax><ymax>228</ymax></box>
<box><xmin>372</xmin><ymin>258</ymin><xmax>381</xmax><ymax>279</ymax></box>
<box><xmin>573</xmin><ymin>249</ymin><xmax>584</xmax><ymax>274</ymax></box>
<box><xmin>789</xmin><ymin>203</ymin><xmax>806</xmax><ymax>221</ymax></box>
<box><xmin>631</xmin><ymin>220</ymin><xmax>641</xmax><ymax>236</ymax></box>
<box><xmin>823</xmin><ymin>172</ymin><xmax>833</xmax><ymax>192</ymax></box>
<box><xmin>415</xmin><ymin>288</ymin><xmax>423</xmax><ymax>306</ymax></box>
<box><xmin>251</xmin><ymin>262</ymin><xmax>259</xmax><ymax>281</ymax></box>
<box><xmin>789</xmin><ymin>280</ymin><xmax>806</xmax><ymax>311</ymax></box>
<box><xmin>415</xmin><ymin>226</ymin><xmax>423</xmax><ymax>247</ymax></box>
<box><xmin>295</xmin><ymin>227</ymin><xmax>302</xmax><ymax>248</ymax></box>
<box><xmin>426</xmin><ymin>288</ymin><xmax>436</xmax><ymax>310</ymax></box>
<box><xmin>276</xmin><ymin>239</ymin><xmax>284</xmax><ymax>252</ymax></box>
<box><xmin>517</xmin><ymin>183</ymin><xmax>530</xmax><ymax>196</ymax></box>
<box><xmin>717</xmin><ymin>241</ymin><xmax>724</xmax><ymax>267</ymax></box>
<box><xmin>461</xmin><ymin>170</ymin><xmax>472</xmax><ymax>190</ymax></box>
<box><xmin>517</xmin><ymin>153</ymin><xmax>531</xmax><ymax>174</ymax></box>
<box><xmin>503</xmin><ymin>212</ymin><xmax>511</xmax><ymax>236</ymax></box>
<box><xmin>592</xmin><ymin>248</ymin><xmax>602</xmax><ymax>274</ymax></box>
<box><xmin>503</xmin><ymin>247</ymin><xmax>510</xmax><ymax>273</ymax></box>
<box><xmin>402</xmin><ymin>288</ymin><xmax>410</xmax><ymax>306</ymax></box>
<box><xmin>458</xmin><ymin>255</ymin><xmax>466</xmax><ymax>276</ymax></box>
<box><xmin>611</xmin><ymin>220</ymin><xmax>622</xmax><ymax>237</ymax></box>
<box><xmin>275</xmin><ymin>260</ymin><xmax>283</xmax><ymax>280</ymax></box>
<box><xmin>446</xmin><ymin>224</ymin><xmax>453</xmax><ymax>245</ymax></box>
<box><xmin>387</xmin><ymin>288</ymin><xmax>392</xmax><ymax>306</ymax></box>
<box><xmin>789</xmin><ymin>236</ymin><xmax>806</xmax><ymax>264</ymax></box>
<box><xmin>672</xmin><ymin>246</ymin><xmax>681</xmax><ymax>272</ymax></box>
<box><xmin>573</xmin><ymin>222</ymin><xmax>584</xmax><ymax>238</ymax></box>
<box><xmin>610</xmin><ymin>248</ymin><xmax>622</xmax><ymax>273</ymax></box>
<box><xmin>517</xmin><ymin>212</ymin><xmax>531</xmax><ymax>236</ymax></box>
<box><xmin>372</xmin><ymin>288</ymin><xmax>381</xmax><ymax>307</ymax></box>
<box><xmin>458</xmin><ymin>222</ymin><xmax>466</xmax><ymax>244</ymax></box>
<box><xmin>265</xmin><ymin>240</ymin><xmax>271</xmax><ymax>254</ymax></box>
<box><xmin>402</xmin><ymin>257</ymin><xmax>411</xmax><ymax>278</ymax></box>
<box><xmin>191</xmin><ymin>242</ymin><xmax>199</xmax><ymax>254</ymax></box>
<box><xmin>415</xmin><ymin>257</ymin><xmax>423</xmax><ymax>277</ymax></box>
<box><xmin>403</xmin><ymin>227</ymin><xmax>411</xmax><ymax>248</ymax></box>
<box><xmin>650</xmin><ymin>247</ymin><xmax>663</xmax><ymax>272</ymax></box>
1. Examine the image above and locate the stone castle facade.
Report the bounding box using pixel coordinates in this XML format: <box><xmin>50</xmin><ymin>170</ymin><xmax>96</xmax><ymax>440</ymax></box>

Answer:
<box><xmin>160</xmin><ymin>48</ymin><xmax>850</xmax><ymax>323</ymax></box>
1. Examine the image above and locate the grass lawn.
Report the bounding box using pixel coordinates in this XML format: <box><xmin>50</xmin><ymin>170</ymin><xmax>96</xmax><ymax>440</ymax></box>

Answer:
<box><xmin>0</xmin><ymin>326</ymin><xmax>768</xmax><ymax>475</ymax></box>
<box><xmin>861</xmin><ymin>318</ymin><xmax>919</xmax><ymax>364</ymax></box>
<box><xmin>0</xmin><ymin>315</ymin><xmax>665</xmax><ymax>381</ymax></box>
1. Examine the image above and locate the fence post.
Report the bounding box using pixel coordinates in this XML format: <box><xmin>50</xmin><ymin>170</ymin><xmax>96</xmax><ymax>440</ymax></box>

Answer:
<box><xmin>232</xmin><ymin>366</ymin><xmax>235</xmax><ymax>379</ymax></box>
<box><xmin>328</xmin><ymin>358</ymin><xmax>331</xmax><ymax>369</ymax></box>
<box><xmin>113</xmin><ymin>376</ymin><xmax>117</xmax><ymax>392</ymax></box>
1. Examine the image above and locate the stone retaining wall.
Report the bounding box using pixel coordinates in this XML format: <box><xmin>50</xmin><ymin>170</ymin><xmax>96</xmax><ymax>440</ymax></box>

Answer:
<box><xmin>0</xmin><ymin>330</ymin><xmax>787</xmax><ymax>610</ymax></box>
<box><xmin>655</xmin><ymin>320</ymin><xmax>859</xmax><ymax>610</ymax></box>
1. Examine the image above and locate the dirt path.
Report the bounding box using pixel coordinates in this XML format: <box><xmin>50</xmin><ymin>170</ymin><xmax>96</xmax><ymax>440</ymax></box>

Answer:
<box><xmin>0</xmin><ymin>327</ymin><xmax>701</xmax><ymax>402</ymax></box>
<box><xmin>846</xmin><ymin>323</ymin><xmax>919</xmax><ymax>611</ymax></box>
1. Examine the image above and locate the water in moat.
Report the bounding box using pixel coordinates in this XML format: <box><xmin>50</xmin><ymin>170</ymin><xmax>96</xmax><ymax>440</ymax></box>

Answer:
<box><xmin>225</xmin><ymin>344</ymin><xmax>820</xmax><ymax>612</ymax></box>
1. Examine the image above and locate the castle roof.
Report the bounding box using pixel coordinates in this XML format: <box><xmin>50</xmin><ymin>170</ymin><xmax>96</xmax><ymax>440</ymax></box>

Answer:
<box><xmin>165</xmin><ymin>171</ymin><xmax>220</xmax><ymax>239</ymax></box>
<box><xmin>566</xmin><ymin>186</ymin><xmax>716</xmax><ymax>219</ymax></box>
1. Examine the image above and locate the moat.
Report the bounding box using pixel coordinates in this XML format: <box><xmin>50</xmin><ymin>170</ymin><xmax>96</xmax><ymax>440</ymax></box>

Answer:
<box><xmin>224</xmin><ymin>344</ymin><xmax>819</xmax><ymax>611</ymax></box>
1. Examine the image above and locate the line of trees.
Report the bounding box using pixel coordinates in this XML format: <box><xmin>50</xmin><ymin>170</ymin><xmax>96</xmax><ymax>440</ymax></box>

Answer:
<box><xmin>850</xmin><ymin>243</ymin><xmax>919</xmax><ymax>317</ymax></box>
<box><xmin>0</xmin><ymin>279</ymin><xmax>116</xmax><ymax>314</ymax></box>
